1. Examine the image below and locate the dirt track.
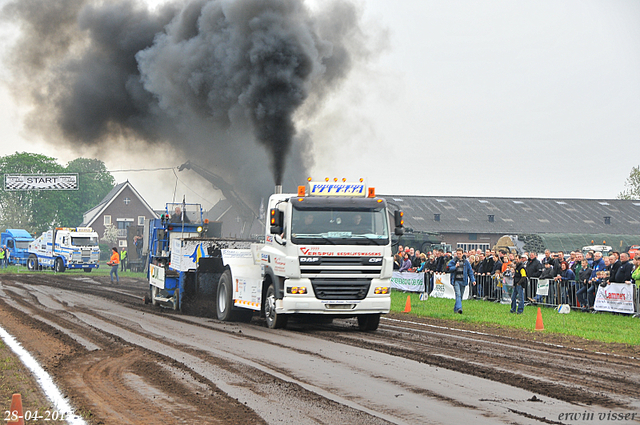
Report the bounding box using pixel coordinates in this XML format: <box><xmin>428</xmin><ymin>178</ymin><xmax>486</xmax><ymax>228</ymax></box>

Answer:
<box><xmin>1</xmin><ymin>272</ymin><xmax>639</xmax><ymax>424</ymax></box>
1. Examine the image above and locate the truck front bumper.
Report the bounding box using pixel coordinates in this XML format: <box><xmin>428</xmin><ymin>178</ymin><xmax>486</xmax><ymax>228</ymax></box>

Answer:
<box><xmin>68</xmin><ymin>264</ymin><xmax>99</xmax><ymax>269</ymax></box>
<box><xmin>278</xmin><ymin>278</ymin><xmax>391</xmax><ymax>315</ymax></box>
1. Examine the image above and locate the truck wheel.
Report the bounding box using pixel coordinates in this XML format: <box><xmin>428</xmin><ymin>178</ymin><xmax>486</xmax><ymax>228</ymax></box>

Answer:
<box><xmin>173</xmin><ymin>287</ymin><xmax>180</xmax><ymax>311</ymax></box>
<box><xmin>357</xmin><ymin>314</ymin><xmax>380</xmax><ymax>331</ymax></box>
<box><xmin>217</xmin><ymin>270</ymin><xmax>235</xmax><ymax>321</ymax></box>
<box><xmin>27</xmin><ymin>255</ymin><xmax>38</xmax><ymax>271</ymax></box>
<box><xmin>265</xmin><ymin>284</ymin><xmax>288</xmax><ymax>329</ymax></box>
<box><xmin>150</xmin><ymin>285</ymin><xmax>159</xmax><ymax>306</ymax></box>
<box><xmin>54</xmin><ymin>258</ymin><xmax>66</xmax><ymax>273</ymax></box>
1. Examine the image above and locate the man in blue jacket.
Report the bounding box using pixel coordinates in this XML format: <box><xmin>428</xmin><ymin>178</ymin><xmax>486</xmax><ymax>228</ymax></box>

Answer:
<box><xmin>446</xmin><ymin>248</ymin><xmax>476</xmax><ymax>314</ymax></box>
<box><xmin>588</xmin><ymin>252</ymin><xmax>607</xmax><ymax>307</ymax></box>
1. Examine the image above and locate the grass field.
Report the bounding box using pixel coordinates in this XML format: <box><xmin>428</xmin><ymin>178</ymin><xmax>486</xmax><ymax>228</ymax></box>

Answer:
<box><xmin>390</xmin><ymin>290</ymin><xmax>640</xmax><ymax>346</ymax></box>
<box><xmin>0</xmin><ymin>262</ymin><xmax>146</xmax><ymax>279</ymax></box>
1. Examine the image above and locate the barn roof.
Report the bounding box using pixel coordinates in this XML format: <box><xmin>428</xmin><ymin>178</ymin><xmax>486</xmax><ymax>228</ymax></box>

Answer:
<box><xmin>381</xmin><ymin>195</ymin><xmax>640</xmax><ymax>235</ymax></box>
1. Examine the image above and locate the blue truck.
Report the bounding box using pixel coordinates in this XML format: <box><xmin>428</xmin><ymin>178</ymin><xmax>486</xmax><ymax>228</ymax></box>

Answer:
<box><xmin>1</xmin><ymin>229</ymin><xmax>35</xmax><ymax>265</ymax></box>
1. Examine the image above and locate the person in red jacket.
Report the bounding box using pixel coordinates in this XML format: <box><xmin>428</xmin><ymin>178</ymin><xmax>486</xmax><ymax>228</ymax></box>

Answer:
<box><xmin>108</xmin><ymin>247</ymin><xmax>120</xmax><ymax>284</ymax></box>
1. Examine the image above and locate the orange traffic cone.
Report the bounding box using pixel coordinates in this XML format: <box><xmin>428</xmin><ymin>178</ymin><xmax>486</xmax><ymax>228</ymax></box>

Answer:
<box><xmin>7</xmin><ymin>393</ymin><xmax>24</xmax><ymax>425</ymax></box>
<box><xmin>535</xmin><ymin>307</ymin><xmax>544</xmax><ymax>331</ymax></box>
<box><xmin>403</xmin><ymin>295</ymin><xmax>411</xmax><ymax>313</ymax></box>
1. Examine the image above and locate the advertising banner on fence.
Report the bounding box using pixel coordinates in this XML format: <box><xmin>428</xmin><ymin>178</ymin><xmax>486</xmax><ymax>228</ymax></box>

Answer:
<box><xmin>5</xmin><ymin>174</ymin><xmax>78</xmax><ymax>190</ymax></box>
<box><xmin>391</xmin><ymin>271</ymin><xmax>425</xmax><ymax>292</ymax></box>
<box><xmin>536</xmin><ymin>279</ymin><xmax>550</xmax><ymax>296</ymax></box>
<box><xmin>430</xmin><ymin>273</ymin><xmax>470</xmax><ymax>300</ymax></box>
<box><xmin>594</xmin><ymin>283</ymin><xmax>635</xmax><ymax>314</ymax></box>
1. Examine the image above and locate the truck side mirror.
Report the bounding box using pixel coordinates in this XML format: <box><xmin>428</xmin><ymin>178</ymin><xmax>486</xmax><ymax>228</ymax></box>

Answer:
<box><xmin>394</xmin><ymin>210</ymin><xmax>404</xmax><ymax>236</ymax></box>
<box><xmin>269</xmin><ymin>208</ymin><xmax>284</xmax><ymax>235</ymax></box>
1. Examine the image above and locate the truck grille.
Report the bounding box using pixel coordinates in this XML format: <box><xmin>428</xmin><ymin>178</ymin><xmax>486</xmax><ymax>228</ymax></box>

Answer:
<box><xmin>310</xmin><ymin>278</ymin><xmax>371</xmax><ymax>300</ymax></box>
<box><xmin>299</xmin><ymin>256</ymin><xmax>382</xmax><ymax>278</ymax></box>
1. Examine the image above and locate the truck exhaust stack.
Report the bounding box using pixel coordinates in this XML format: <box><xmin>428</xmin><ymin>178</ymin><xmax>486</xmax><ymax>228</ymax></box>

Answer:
<box><xmin>274</xmin><ymin>185</ymin><xmax>283</xmax><ymax>194</ymax></box>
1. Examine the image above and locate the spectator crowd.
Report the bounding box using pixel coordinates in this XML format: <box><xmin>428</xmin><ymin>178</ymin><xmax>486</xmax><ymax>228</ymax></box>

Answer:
<box><xmin>394</xmin><ymin>245</ymin><xmax>640</xmax><ymax>317</ymax></box>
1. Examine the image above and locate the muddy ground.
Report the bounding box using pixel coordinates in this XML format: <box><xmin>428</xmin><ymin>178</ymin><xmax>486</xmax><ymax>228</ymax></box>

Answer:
<box><xmin>1</xmin><ymin>272</ymin><xmax>639</xmax><ymax>424</ymax></box>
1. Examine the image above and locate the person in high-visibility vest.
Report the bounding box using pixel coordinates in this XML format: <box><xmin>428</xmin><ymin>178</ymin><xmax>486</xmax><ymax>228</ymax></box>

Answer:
<box><xmin>120</xmin><ymin>248</ymin><xmax>127</xmax><ymax>272</ymax></box>
<box><xmin>0</xmin><ymin>246</ymin><xmax>5</xmax><ymax>269</ymax></box>
<box><xmin>108</xmin><ymin>247</ymin><xmax>120</xmax><ymax>284</ymax></box>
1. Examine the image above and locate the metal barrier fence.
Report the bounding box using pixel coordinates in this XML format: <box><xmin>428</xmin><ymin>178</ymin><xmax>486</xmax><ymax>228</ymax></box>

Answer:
<box><xmin>421</xmin><ymin>271</ymin><xmax>640</xmax><ymax>314</ymax></box>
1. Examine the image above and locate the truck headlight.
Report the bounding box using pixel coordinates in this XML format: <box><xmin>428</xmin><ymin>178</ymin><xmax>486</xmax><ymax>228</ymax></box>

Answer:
<box><xmin>287</xmin><ymin>287</ymin><xmax>307</xmax><ymax>294</ymax></box>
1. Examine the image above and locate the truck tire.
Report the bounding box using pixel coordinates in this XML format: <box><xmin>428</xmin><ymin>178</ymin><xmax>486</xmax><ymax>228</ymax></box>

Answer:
<box><xmin>357</xmin><ymin>313</ymin><xmax>380</xmax><ymax>331</ymax></box>
<box><xmin>54</xmin><ymin>258</ymin><xmax>66</xmax><ymax>273</ymax></box>
<box><xmin>150</xmin><ymin>285</ymin><xmax>159</xmax><ymax>306</ymax></box>
<box><xmin>216</xmin><ymin>270</ymin><xmax>235</xmax><ymax>321</ymax></box>
<box><xmin>27</xmin><ymin>255</ymin><xmax>38</xmax><ymax>271</ymax></box>
<box><xmin>173</xmin><ymin>287</ymin><xmax>180</xmax><ymax>311</ymax></box>
<box><xmin>265</xmin><ymin>284</ymin><xmax>288</xmax><ymax>329</ymax></box>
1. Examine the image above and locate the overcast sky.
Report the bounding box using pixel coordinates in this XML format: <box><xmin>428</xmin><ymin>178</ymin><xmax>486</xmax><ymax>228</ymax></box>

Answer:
<box><xmin>1</xmin><ymin>0</ymin><xmax>639</xmax><ymax>210</ymax></box>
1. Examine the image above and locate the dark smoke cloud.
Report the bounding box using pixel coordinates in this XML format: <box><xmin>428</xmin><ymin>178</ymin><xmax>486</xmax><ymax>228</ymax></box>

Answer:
<box><xmin>2</xmin><ymin>0</ymin><xmax>371</xmax><ymax>203</ymax></box>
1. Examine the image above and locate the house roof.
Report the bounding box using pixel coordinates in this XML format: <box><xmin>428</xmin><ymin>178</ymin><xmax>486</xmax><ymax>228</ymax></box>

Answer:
<box><xmin>82</xmin><ymin>181</ymin><xmax>158</xmax><ymax>226</ymax></box>
<box><xmin>381</xmin><ymin>195</ymin><xmax>640</xmax><ymax>235</ymax></box>
<box><xmin>204</xmin><ymin>199</ymin><xmax>263</xmax><ymax>238</ymax></box>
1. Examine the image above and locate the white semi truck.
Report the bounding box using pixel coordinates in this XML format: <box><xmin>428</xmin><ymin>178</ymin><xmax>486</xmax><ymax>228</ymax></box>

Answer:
<box><xmin>147</xmin><ymin>181</ymin><xmax>403</xmax><ymax>331</ymax></box>
<box><xmin>27</xmin><ymin>227</ymin><xmax>101</xmax><ymax>272</ymax></box>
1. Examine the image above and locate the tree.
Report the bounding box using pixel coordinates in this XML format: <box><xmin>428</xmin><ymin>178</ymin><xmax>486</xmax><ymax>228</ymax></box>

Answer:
<box><xmin>617</xmin><ymin>166</ymin><xmax>640</xmax><ymax>200</ymax></box>
<box><xmin>0</xmin><ymin>152</ymin><xmax>64</xmax><ymax>233</ymax></box>
<box><xmin>0</xmin><ymin>153</ymin><xmax>116</xmax><ymax>233</ymax></box>
<box><xmin>59</xmin><ymin>158</ymin><xmax>115</xmax><ymax>226</ymax></box>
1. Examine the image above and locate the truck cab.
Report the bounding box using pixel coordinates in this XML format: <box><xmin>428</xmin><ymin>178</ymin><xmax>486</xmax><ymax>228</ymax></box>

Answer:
<box><xmin>1</xmin><ymin>229</ymin><xmax>34</xmax><ymax>265</ymax></box>
<box><xmin>259</xmin><ymin>182</ymin><xmax>402</xmax><ymax>330</ymax></box>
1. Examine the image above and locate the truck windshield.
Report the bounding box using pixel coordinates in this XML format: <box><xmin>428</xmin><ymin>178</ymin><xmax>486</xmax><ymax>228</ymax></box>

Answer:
<box><xmin>15</xmin><ymin>241</ymin><xmax>30</xmax><ymax>249</ymax></box>
<box><xmin>71</xmin><ymin>236</ymin><xmax>98</xmax><ymax>246</ymax></box>
<box><xmin>291</xmin><ymin>208</ymin><xmax>389</xmax><ymax>245</ymax></box>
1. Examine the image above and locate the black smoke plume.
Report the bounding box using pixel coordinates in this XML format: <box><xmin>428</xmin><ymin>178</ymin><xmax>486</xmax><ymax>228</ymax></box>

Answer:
<box><xmin>2</xmin><ymin>0</ymin><xmax>370</xmax><ymax>199</ymax></box>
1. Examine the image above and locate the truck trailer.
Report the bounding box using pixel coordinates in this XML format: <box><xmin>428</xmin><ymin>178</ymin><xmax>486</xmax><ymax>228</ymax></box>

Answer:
<box><xmin>1</xmin><ymin>229</ymin><xmax>35</xmax><ymax>265</ymax></box>
<box><xmin>147</xmin><ymin>181</ymin><xmax>403</xmax><ymax>331</ymax></box>
<box><xmin>27</xmin><ymin>227</ymin><xmax>100</xmax><ymax>272</ymax></box>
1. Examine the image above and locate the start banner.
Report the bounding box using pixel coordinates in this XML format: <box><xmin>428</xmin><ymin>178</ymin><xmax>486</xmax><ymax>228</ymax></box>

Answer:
<box><xmin>5</xmin><ymin>174</ymin><xmax>78</xmax><ymax>190</ymax></box>
<box><xmin>594</xmin><ymin>283</ymin><xmax>635</xmax><ymax>314</ymax></box>
<box><xmin>430</xmin><ymin>273</ymin><xmax>470</xmax><ymax>300</ymax></box>
<box><xmin>391</xmin><ymin>271</ymin><xmax>425</xmax><ymax>292</ymax></box>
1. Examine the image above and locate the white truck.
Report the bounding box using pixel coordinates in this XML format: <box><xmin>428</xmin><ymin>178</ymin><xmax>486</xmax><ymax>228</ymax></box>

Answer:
<box><xmin>27</xmin><ymin>227</ymin><xmax>101</xmax><ymax>272</ymax></box>
<box><xmin>147</xmin><ymin>181</ymin><xmax>403</xmax><ymax>331</ymax></box>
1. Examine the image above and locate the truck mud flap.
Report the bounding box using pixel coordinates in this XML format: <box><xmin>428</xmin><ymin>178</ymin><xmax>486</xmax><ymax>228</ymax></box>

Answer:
<box><xmin>198</xmin><ymin>257</ymin><xmax>224</xmax><ymax>273</ymax></box>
